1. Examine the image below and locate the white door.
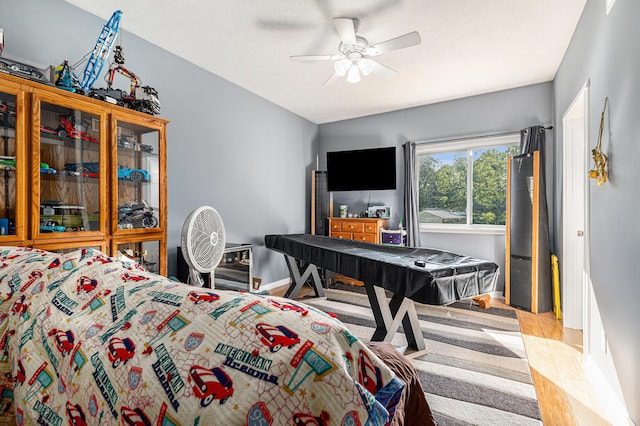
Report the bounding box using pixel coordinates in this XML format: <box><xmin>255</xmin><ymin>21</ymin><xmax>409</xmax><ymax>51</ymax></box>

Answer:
<box><xmin>561</xmin><ymin>83</ymin><xmax>589</xmax><ymax>331</ymax></box>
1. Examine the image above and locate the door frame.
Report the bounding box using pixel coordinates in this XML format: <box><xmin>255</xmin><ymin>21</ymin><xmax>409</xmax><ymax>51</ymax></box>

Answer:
<box><xmin>561</xmin><ymin>81</ymin><xmax>590</xmax><ymax>346</ymax></box>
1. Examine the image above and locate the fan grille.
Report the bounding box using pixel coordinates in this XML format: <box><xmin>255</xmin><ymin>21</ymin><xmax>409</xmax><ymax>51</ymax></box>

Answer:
<box><xmin>181</xmin><ymin>206</ymin><xmax>226</xmax><ymax>273</ymax></box>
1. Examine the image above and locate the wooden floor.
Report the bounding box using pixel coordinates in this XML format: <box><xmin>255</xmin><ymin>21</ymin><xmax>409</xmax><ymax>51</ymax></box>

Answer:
<box><xmin>274</xmin><ymin>285</ymin><xmax>613</xmax><ymax>425</ymax></box>
<box><xmin>507</xmin><ymin>301</ymin><xmax>613</xmax><ymax>426</ymax></box>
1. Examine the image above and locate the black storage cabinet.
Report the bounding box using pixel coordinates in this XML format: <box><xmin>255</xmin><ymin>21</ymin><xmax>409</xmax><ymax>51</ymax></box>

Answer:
<box><xmin>506</xmin><ymin>152</ymin><xmax>552</xmax><ymax>313</ymax></box>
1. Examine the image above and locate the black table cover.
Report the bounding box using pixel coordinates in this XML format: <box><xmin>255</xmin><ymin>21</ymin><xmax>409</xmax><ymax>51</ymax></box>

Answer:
<box><xmin>265</xmin><ymin>234</ymin><xmax>499</xmax><ymax>305</ymax></box>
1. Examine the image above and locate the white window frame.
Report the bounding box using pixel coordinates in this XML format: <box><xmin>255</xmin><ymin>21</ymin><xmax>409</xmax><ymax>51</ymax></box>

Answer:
<box><xmin>416</xmin><ymin>133</ymin><xmax>520</xmax><ymax>234</ymax></box>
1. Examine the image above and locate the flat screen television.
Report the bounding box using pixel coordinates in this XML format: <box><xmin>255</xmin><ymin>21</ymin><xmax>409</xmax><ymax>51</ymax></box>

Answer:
<box><xmin>326</xmin><ymin>146</ymin><xmax>396</xmax><ymax>191</ymax></box>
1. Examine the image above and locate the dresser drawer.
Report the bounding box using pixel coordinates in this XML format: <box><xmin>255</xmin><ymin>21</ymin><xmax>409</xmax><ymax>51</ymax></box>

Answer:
<box><xmin>353</xmin><ymin>233</ymin><xmax>376</xmax><ymax>243</ymax></box>
<box><xmin>363</xmin><ymin>222</ymin><xmax>379</xmax><ymax>233</ymax></box>
<box><xmin>331</xmin><ymin>232</ymin><xmax>353</xmax><ymax>240</ymax></box>
<box><xmin>341</xmin><ymin>221</ymin><xmax>364</xmax><ymax>233</ymax></box>
<box><xmin>330</xmin><ymin>221</ymin><xmax>342</xmax><ymax>232</ymax></box>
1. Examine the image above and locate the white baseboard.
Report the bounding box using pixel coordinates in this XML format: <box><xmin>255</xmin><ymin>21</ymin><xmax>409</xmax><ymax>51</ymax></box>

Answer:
<box><xmin>584</xmin><ymin>354</ymin><xmax>632</xmax><ymax>426</ymax></box>
<box><xmin>257</xmin><ymin>277</ymin><xmax>291</xmax><ymax>293</ymax></box>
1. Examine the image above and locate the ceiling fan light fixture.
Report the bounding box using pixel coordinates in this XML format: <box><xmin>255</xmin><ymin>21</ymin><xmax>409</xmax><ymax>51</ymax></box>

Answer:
<box><xmin>334</xmin><ymin>58</ymin><xmax>351</xmax><ymax>76</ymax></box>
<box><xmin>290</xmin><ymin>17</ymin><xmax>420</xmax><ymax>86</ymax></box>
<box><xmin>347</xmin><ymin>64</ymin><xmax>361</xmax><ymax>83</ymax></box>
<box><xmin>358</xmin><ymin>58</ymin><xmax>374</xmax><ymax>76</ymax></box>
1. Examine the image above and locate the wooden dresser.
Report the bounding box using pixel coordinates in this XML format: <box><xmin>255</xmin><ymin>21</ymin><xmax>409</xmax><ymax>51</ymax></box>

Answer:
<box><xmin>328</xmin><ymin>217</ymin><xmax>388</xmax><ymax>285</ymax></box>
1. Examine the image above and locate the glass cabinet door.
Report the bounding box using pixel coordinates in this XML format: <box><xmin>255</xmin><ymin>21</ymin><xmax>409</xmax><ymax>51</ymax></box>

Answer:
<box><xmin>0</xmin><ymin>89</ymin><xmax>21</xmax><ymax>238</ymax></box>
<box><xmin>113</xmin><ymin>240</ymin><xmax>161</xmax><ymax>274</ymax></box>
<box><xmin>114</xmin><ymin>119</ymin><xmax>160</xmax><ymax>232</ymax></box>
<box><xmin>36</xmin><ymin>98</ymin><xmax>105</xmax><ymax>238</ymax></box>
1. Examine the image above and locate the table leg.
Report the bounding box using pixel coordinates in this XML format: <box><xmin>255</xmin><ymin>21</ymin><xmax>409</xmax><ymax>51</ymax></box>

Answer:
<box><xmin>283</xmin><ymin>255</ymin><xmax>325</xmax><ymax>299</ymax></box>
<box><xmin>366</xmin><ymin>285</ymin><xmax>426</xmax><ymax>351</ymax></box>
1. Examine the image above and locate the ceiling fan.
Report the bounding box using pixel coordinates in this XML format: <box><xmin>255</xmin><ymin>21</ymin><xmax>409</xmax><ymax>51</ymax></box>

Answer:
<box><xmin>290</xmin><ymin>17</ymin><xmax>421</xmax><ymax>85</ymax></box>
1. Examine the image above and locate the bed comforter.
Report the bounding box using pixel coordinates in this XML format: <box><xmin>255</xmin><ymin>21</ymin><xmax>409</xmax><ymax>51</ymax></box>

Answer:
<box><xmin>0</xmin><ymin>247</ymin><xmax>404</xmax><ymax>425</ymax></box>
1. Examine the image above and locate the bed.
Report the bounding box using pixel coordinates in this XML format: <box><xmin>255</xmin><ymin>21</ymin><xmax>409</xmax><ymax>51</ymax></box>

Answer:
<box><xmin>0</xmin><ymin>246</ymin><xmax>406</xmax><ymax>425</ymax></box>
<box><xmin>265</xmin><ymin>234</ymin><xmax>499</xmax><ymax>351</ymax></box>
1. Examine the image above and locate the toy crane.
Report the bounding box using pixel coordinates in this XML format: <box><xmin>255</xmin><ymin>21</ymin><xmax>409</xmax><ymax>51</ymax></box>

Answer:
<box><xmin>106</xmin><ymin>65</ymin><xmax>139</xmax><ymax>94</ymax></box>
<box><xmin>55</xmin><ymin>10</ymin><xmax>123</xmax><ymax>93</ymax></box>
<box><xmin>79</xmin><ymin>10</ymin><xmax>122</xmax><ymax>92</ymax></box>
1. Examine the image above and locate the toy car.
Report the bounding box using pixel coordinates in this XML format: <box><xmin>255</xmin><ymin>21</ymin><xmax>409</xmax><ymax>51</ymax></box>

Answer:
<box><xmin>39</xmin><ymin>219</ymin><xmax>66</xmax><ymax>233</ymax></box>
<box><xmin>76</xmin><ymin>276</ymin><xmax>98</xmax><ymax>293</ymax></box>
<box><xmin>40</xmin><ymin>203</ymin><xmax>87</xmax><ymax>230</ymax></box>
<box><xmin>64</xmin><ymin>162</ymin><xmax>99</xmax><ymax>178</ymax></box>
<box><xmin>0</xmin><ymin>100</ymin><xmax>16</xmax><ymax>117</ymax></box>
<box><xmin>49</xmin><ymin>329</ymin><xmax>75</xmax><ymax>356</ymax></box>
<box><xmin>121</xmin><ymin>272</ymin><xmax>148</xmax><ymax>283</ymax></box>
<box><xmin>40</xmin><ymin>162</ymin><xmax>57</xmax><ymax>174</ymax></box>
<box><xmin>10</xmin><ymin>295</ymin><xmax>28</xmax><ymax>317</ymax></box>
<box><xmin>0</xmin><ymin>57</ymin><xmax>49</xmax><ymax>84</ymax></box>
<box><xmin>188</xmin><ymin>365</ymin><xmax>234</xmax><ymax>407</ymax></box>
<box><xmin>56</xmin><ymin>115</ymin><xmax>97</xmax><ymax>143</ymax></box>
<box><xmin>118</xmin><ymin>200</ymin><xmax>158</xmax><ymax>229</ymax></box>
<box><xmin>188</xmin><ymin>290</ymin><xmax>220</xmax><ymax>305</ymax></box>
<box><xmin>63</xmin><ymin>162</ymin><xmax>150</xmax><ymax>182</ymax></box>
<box><xmin>0</xmin><ymin>100</ymin><xmax>16</xmax><ymax>127</ymax></box>
<box><xmin>117</xmin><ymin>135</ymin><xmax>153</xmax><ymax>153</ymax></box>
<box><xmin>358</xmin><ymin>349</ymin><xmax>383</xmax><ymax>395</ymax></box>
<box><xmin>107</xmin><ymin>337</ymin><xmax>136</xmax><ymax>368</ymax></box>
<box><xmin>0</xmin><ymin>156</ymin><xmax>56</xmax><ymax>174</ymax></box>
<box><xmin>65</xmin><ymin>402</ymin><xmax>87</xmax><ymax>426</ymax></box>
<box><xmin>120</xmin><ymin>406</ymin><xmax>151</xmax><ymax>426</ymax></box>
<box><xmin>255</xmin><ymin>323</ymin><xmax>300</xmax><ymax>352</ymax></box>
<box><xmin>266</xmin><ymin>299</ymin><xmax>309</xmax><ymax>316</ymax></box>
<box><xmin>291</xmin><ymin>412</ymin><xmax>329</xmax><ymax>426</ymax></box>
<box><xmin>40</xmin><ymin>125</ymin><xmax>59</xmax><ymax>137</ymax></box>
<box><xmin>0</xmin><ymin>155</ymin><xmax>15</xmax><ymax>171</ymax></box>
<box><xmin>118</xmin><ymin>165</ymin><xmax>150</xmax><ymax>182</ymax></box>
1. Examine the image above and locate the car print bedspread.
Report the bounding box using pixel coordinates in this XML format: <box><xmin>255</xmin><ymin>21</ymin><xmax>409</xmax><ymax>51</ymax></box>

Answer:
<box><xmin>0</xmin><ymin>247</ymin><xmax>404</xmax><ymax>425</ymax></box>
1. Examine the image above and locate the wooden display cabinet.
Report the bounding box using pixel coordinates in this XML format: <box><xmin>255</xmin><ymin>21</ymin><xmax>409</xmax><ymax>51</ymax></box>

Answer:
<box><xmin>0</xmin><ymin>72</ymin><xmax>168</xmax><ymax>275</ymax></box>
<box><xmin>0</xmin><ymin>78</ymin><xmax>27</xmax><ymax>244</ymax></box>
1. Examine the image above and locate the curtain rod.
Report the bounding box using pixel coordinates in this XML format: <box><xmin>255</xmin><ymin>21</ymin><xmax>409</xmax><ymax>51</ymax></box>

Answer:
<box><xmin>524</xmin><ymin>125</ymin><xmax>554</xmax><ymax>133</ymax></box>
<box><xmin>411</xmin><ymin>125</ymin><xmax>553</xmax><ymax>146</ymax></box>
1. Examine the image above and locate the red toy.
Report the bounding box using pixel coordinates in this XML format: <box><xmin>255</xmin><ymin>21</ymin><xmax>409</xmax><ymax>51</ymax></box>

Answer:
<box><xmin>107</xmin><ymin>337</ymin><xmax>136</xmax><ymax>368</ymax></box>
<box><xmin>188</xmin><ymin>365</ymin><xmax>234</xmax><ymax>407</ymax></box>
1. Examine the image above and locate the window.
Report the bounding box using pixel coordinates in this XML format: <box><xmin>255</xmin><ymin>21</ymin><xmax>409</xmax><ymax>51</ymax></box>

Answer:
<box><xmin>416</xmin><ymin>134</ymin><xmax>520</xmax><ymax>230</ymax></box>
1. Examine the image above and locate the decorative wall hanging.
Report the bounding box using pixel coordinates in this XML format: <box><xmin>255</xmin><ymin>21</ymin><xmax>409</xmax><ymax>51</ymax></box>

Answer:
<box><xmin>589</xmin><ymin>97</ymin><xmax>609</xmax><ymax>185</ymax></box>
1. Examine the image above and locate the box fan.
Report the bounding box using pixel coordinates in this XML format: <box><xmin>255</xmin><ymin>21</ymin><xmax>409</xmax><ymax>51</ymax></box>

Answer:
<box><xmin>180</xmin><ymin>206</ymin><xmax>226</xmax><ymax>287</ymax></box>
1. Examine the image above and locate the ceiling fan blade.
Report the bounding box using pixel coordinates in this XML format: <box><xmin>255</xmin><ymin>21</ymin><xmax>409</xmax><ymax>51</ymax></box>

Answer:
<box><xmin>370</xmin><ymin>60</ymin><xmax>397</xmax><ymax>80</ymax></box>
<box><xmin>290</xmin><ymin>55</ymin><xmax>336</xmax><ymax>62</ymax></box>
<box><xmin>322</xmin><ymin>72</ymin><xmax>341</xmax><ymax>87</ymax></box>
<box><xmin>333</xmin><ymin>18</ymin><xmax>357</xmax><ymax>45</ymax></box>
<box><xmin>368</xmin><ymin>31</ymin><xmax>421</xmax><ymax>56</ymax></box>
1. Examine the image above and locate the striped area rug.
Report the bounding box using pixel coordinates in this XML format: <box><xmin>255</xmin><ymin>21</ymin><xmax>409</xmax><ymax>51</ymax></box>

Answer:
<box><xmin>302</xmin><ymin>288</ymin><xmax>542</xmax><ymax>426</ymax></box>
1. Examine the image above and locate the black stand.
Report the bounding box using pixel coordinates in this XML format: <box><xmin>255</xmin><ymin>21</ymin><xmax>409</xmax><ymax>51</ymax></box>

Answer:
<box><xmin>281</xmin><ymin>254</ymin><xmax>426</xmax><ymax>351</ymax></box>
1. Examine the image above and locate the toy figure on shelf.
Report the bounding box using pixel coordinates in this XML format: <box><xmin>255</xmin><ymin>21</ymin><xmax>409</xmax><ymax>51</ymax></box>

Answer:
<box><xmin>117</xmin><ymin>200</ymin><xmax>158</xmax><ymax>229</ymax></box>
<box><xmin>53</xmin><ymin>60</ymin><xmax>79</xmax><ymax>93</ymax></box>
<box><xmin>91</xmin><ymin>63</ymin><xmax>160</xmax><ymax>115</ymax></box>
<box><xmin>90</xmin><ymin>42</ymin><xmax>161</xmax><ymax>115</ymax></box>
<box><xmin>0</xmin><ymin>100</ymin><xmax>16</xmax><ymax>128</ymax></box>
<box><xmin>40</xmin><ymin>115</ymin><xmax>97</xmax><ymax>143</ymax></box>
<box><xmin>53</xmin><ymin>10</ymin><xmax>122</xmax><ymax>95</ymax></box>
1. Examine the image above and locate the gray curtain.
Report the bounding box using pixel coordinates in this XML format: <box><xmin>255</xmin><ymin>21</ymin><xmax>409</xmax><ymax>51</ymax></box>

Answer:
<box><xmin>520</xmin><ymin>124</ymin><xmax>549</xmax><ymax>206</ymax></box>
<box><xmin>403</xmin><ymin>142</ymin><xmax>421</xmax><ymax>247</ymax></box>
<box><xmin>519</xmin><ymin>124</ymin><xmax>552</xmax><ymax>258</ymax></box>
<box><xmin>520</xmin><ymin>125</ymin><xmax>546</xmax><ymax>179</ymax></box>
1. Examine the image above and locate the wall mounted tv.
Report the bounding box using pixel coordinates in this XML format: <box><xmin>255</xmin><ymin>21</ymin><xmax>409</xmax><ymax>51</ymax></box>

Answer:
<box><xmin>327</xmin><ymin>146</ymin><xmax>397</xmax><ymax>192</ymax></box>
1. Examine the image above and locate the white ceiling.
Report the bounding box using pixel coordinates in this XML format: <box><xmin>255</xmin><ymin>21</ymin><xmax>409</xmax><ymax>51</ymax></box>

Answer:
<box><xmin>64</xmin><ymin>0</ymin><xmax>586</xmax><ymax>124</ymax></box>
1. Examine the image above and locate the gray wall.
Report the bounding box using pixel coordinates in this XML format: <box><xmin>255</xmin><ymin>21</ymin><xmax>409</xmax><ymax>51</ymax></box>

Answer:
<box><xmin>1</xmin><ymin>0</ymin><xmax>318</xmax><ymax>284</ymax></box>
<box><xmin>318</xmin><ymin>82</ymin><xmax>554</xmax><ymax>293</ymax></box>
<box><xmin>554</xmin><ymin>0</ymin><xmax>639</xmax><ymax>422</ymax></box>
